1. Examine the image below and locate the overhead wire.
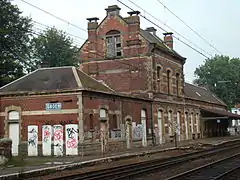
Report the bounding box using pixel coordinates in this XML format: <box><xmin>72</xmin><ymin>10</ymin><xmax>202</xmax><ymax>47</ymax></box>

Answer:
<box><xmin>19</xmin><ymin>0</ymin><xmax>144</xmax><ymax>69</ymax></box>
<box><xmin>31</xmin><ymin>25</ymin><xmax>138</xmax><ymax>69</ymax></box>
<box><xmin>20</xmin><ymin>0</ymin><xmax>87</xmax><ymax>33</ymax></box>
<box><xmin>155</xmin><ymin>0</ymin><xmax>223</xmax><ymax>55</ymax></box>
<box><xmin>127</xmin><ymin>0</ymin><xmax>213</xmax><ymax>58</ymax></box>
<box><xmin>117</xmin><ymin>0</ymin><xmax>211</xmax><ymax>59</ymax></box>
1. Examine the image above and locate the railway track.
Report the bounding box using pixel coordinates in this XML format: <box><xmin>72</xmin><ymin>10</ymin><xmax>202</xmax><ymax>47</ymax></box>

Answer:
<box><xmin>48</xmin><ymin>140</ymin><xmax>240</xmax><ymax>180</ymax></box>
<box><xmin>166</xmin><ymin>153</ymin><xmax>240</xmax><ymax>180</ymax></box>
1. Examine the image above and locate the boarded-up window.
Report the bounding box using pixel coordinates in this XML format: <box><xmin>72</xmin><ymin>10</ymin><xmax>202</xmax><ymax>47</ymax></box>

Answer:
<box><xmin>106</xmin><ymin>30</ymin><xmax>122</xmax><ymax>58</ymax></box>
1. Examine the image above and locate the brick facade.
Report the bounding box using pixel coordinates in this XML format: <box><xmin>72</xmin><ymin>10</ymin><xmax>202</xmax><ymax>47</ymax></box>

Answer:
<box><xmin>0</xmin><ymin>5</ymin><xmax>231</xmax><ymax>156</ymax></box>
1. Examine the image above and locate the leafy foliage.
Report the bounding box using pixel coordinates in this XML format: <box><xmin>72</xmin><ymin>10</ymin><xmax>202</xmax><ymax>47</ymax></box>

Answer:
<box><xmin>31</xmin><ymin>27</ymin><xmax>79</xmax><ymax>68</ymax></box>
<box><xmin>194</xmin><ymin>55</ymin><xmax>240</xmax><ymax>108</ymax></box>
<box><xmin>0</xmin><ymin>0</ymin><xmax>33</xmax><ymax>87</ymax></box>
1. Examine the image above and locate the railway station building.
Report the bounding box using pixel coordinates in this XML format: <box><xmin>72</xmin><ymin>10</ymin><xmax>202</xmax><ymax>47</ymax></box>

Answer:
<box><xmin>0</xmin><ymin>5</ymin><xmax>240</xmax><ymax>156</ymax></box>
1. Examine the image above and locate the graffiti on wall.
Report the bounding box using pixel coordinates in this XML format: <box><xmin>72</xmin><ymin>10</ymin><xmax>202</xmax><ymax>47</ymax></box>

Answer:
<box><xmin>53</xmin><ymin>125</ymin><xmax>63</xmax><ymax>156</ymax></box>
<box><xmin>65</xmin><ymin>124</ymin><xmax>78</xmax><ymax>155</ymax></box>
<box><xmin>110</xmin><ymin>130</ymin><xmax>122</xmax><ymax>139</ymax></box>
<box><xmin>28</xmin><ymin>125</ymin><xmax>38</xmax><ymax>156</ymax></box>
<box><xmin>42</xmin><ymin>125</ymin><xmax>52</xmax><ymax>156</ymax></box>
<box><xmin>133</xmin><ymin>124</ymin><xmax>143</xmax><ymax>140</ymax></box>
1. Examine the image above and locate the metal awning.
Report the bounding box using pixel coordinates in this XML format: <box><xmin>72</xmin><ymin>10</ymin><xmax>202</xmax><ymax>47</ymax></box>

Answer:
<box><xmin>200</xmin><ymin>108</ymin><xmax>240</xmax><ymax>120</ymax></box>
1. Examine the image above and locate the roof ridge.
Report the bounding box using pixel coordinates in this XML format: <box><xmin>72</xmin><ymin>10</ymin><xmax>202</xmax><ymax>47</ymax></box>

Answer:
<box><xmin>72</xmin><ymin>67</ymin><xmax>82</xmax><ymax>88</ymax></box>
<box><xmin>75</xmin><ymin>68</ymin><xmax>114</xmax><ymax>92</ymax></box>
<box><xmin>39</xmin><ymin>66</ymin><xmax>74</xmax><ymax>70</ymax></box>
<box><xmin>185</xmin><ymin>82</ymin><xmax>208</xmax><ymax>91</ymax></box>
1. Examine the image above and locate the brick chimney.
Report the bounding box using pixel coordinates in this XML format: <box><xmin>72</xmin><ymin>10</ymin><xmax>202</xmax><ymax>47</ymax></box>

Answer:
<box><xmin>146</xmin><ymin>27</ymin><xmax>157</xmax><ymax>36</ymax></box>
<box><xmin>87</xmin><ymin>17</ymin><xmax>99</xmax><ymax>30</ymax></box>
<box><xmin>126</xmin><ymin>11</ymin><xmax>140</xmax><ymax>41</ymax></box>
<box><xmin>86</xmin><ymin>17</ymin><xmax>99</xmax><ymax>58</ymax></box>
<box><xmin>163</xmin><ymin>32</ymin><xmax>173</xmax><ymax>49</ymax></box>
<box><xmin>105</xmin><ymin>5</ymin><xmax>121</xmax><ymax>16</ymax></box>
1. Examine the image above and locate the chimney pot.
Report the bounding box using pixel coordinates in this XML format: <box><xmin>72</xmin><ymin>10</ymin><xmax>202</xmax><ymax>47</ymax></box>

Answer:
<box><xmin>163</xmin><ymin>32</ymin><xmax>173</xmax><ymax>49</ymax></box>
<box><xmin>127</xmin><ymin>10</ymin><xmax>140</xmax><ymax>16</ymax></box>
<box><xmin>87</xmin><ymin>17</ymin><xmax>99</xmax><ymax>30</ymax></box>
<box><xmin>146</xmin><ymin>27</ymin><xmax>157</xmax><ymax>35</ymax></box>
<box><xmin>105</xmin><ymin>5</ymin><xmax>121</xmax><ymax>16</ymax></box>
<box><xmin>87</xmin><ymin>17</ymin><xmax>99</xmax><ymax>22</ymax></box>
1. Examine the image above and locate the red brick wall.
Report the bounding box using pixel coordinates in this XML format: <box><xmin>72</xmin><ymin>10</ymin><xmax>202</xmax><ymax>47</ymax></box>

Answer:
<box><xmin>81</xmin><ymin>57</ymin><xmax>151</xmax><ymax>92</ymax></box>
<box><xmin>0</xmin><ymin>95</ymin><xmax>78</xmax><ymax>112</ymax></box>
<box><xmin>153</xmin><ymin>53</ymin><xmax>184</xmax><ymax>96</ymax></box>
<box><xmin>0</xmin><ymin>117</ymin><xmax>4</xmax><ymax>138</ymax></box>
<box><xmin>81</xmin><ymin>14</ymin><xmax>149</xmax><ymax>61</ymax></box>
<box><xmin>80</xmin><ymin>11</ymin><xmax>152</xmax><ymax>94</ymax></box>
<box><xmin>83</xmin><ymin>92</ymin><xmax>152</xmax><ymax>134</ymax></box>
<box><xmin>0</xmin><ymin>94</ymin><xmax>79</xmax><ymax>140</ymax></box>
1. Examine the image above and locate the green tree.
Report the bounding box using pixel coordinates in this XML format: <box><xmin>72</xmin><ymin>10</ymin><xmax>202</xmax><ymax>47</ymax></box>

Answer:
<box><xmin>31</xmin><ymin>27</ymin><xmax>79</xmax><ymax>67</ymax></box>
<box><xmin>0</xmin><ymin>0</ymin><xmax>33</xmax><ymax>87</ymax></box>
<box><xmin>194</xmin><ymin>55</ymin><xmax>240</xmax><ymax>108</ymax></box>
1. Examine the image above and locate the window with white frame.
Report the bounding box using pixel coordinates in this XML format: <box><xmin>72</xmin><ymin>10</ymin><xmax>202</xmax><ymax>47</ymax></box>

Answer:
<box><xmin>141</xmin><ymin>109</ymin><xmax>146</xmax><ymax>121</ymax></box>
<box><xmin>8</xmin><ymin>111</ymin><xmax>19</xmax><ymax>121</ymax></box>
<box><xmin>106</xmin><ymin>30</ymin><xmax>122</xmax><ymax>58</ymax></box>
<box><xmin>100</xmin><ymin>109</ymin><xmax>107</xmax><ymax>120</ymax></box>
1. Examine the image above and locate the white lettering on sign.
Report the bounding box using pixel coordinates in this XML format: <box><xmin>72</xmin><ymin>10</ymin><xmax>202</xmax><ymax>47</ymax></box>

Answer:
<box><xmin>46</xmin><ymin>103</ymin><xmax>62</xmax><ymax>110</ymax></box>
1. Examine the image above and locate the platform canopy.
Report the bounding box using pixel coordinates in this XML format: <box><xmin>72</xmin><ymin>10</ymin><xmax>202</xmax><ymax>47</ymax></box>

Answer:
<box><xmin>200</xmin><ymin>108</ymin><xmax>240</xmax><ymax>120</ymax></box>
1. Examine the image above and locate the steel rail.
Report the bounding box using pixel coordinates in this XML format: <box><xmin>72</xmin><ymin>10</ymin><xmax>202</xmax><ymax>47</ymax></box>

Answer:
<box><xmin>212</xmin><ymin>166</ymin><xmax>240</xmax><ymax>180</ymax></box>
<box><xmin>166</xmin><ymin>153</ymin><xmax>240</xmax><ymax>180</ymax></box>
<box><xmin>48</xmin><ymin>140</ymin><xmax>240</xmax><ymax>180</ymax></box>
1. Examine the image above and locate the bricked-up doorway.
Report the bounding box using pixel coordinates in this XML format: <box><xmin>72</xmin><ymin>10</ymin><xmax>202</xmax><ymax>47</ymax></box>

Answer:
<box><xmin>8</xmin><ymin>111</ymin><xmax>20</xmax><ymax>156</ymax></box>
<box><xmin>125</xmin><ymin>118</ymin><xmax>132</xmax><ymax>149</ymax></box>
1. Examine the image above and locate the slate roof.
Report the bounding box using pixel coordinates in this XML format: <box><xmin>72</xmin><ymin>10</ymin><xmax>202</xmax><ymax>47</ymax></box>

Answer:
<box><xmin>184</xmin><ymin>83</ymin><xmax>226</xmax><ymax>106</ymax></box>
<box><xmin>140</xmin><ymin>29</ymin><xmax>186</xmax><ymax>60</ymax></box>
<box><xmin>0</xmin><ymin>67</ymin><xmax>114</xmax><ymax>93</ymax></box>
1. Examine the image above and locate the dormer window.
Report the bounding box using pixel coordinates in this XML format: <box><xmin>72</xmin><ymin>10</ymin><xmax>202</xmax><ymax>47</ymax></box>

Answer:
<box><xmin>106</xmin><ymin>30</ymin><xmax>122</xmax><ymax>58</ymax></box>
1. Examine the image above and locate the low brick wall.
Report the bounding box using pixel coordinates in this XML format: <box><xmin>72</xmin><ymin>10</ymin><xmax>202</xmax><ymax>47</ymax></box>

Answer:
<box><xmin>0</xmin><ymin>138</ymin><xmax>12</xmax><ymax>165</ymax></box>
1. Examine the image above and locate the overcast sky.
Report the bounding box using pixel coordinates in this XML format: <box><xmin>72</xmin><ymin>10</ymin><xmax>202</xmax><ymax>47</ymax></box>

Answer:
<box><xmin>13</xmin><ymin>0</ymin><xmax>240</xmax><ymax>83</ymax></box>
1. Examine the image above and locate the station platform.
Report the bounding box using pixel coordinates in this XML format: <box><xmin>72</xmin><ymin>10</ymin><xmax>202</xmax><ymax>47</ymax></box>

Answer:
<box><xmin>1</xmin><ymin>136</ymin><xmax>240</xmax><ymax>179</ymax></box>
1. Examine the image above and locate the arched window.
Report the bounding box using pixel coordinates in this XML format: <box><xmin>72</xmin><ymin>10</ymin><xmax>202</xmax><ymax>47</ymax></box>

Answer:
<box><xmin>167</xmin><ymin>70</ymin><xmax>171</xmax><ymax>95</ymax></box>
<box><xmin>8</xmin><ymin>111</ymin><xmax>19</xmax><ymax>121</ymax></box>
<box><xmin>100</xmin><ymin>108</ymin><xmax>107</xmax><ymax>120</ymax></box>
<box><xmin>157</xmin><ymin>66</ymin><xmax>161</xmax><ymax>80</ymax></box>
<box><xmin>106</xmin><ymin>30</ymin><xmax>122</xmax><ymax>57</ymax></box>
<box><xmin>176</xmin><ymin>73</ymin><xmax>180</xmax><ymax>96</ymax></box>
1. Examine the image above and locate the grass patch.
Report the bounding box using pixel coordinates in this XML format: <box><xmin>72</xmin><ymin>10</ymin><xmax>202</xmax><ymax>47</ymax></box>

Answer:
<box><xmin>4</xmin><ymin>156</ymin><xmax>51</xmax><ymax>168</ymax></box>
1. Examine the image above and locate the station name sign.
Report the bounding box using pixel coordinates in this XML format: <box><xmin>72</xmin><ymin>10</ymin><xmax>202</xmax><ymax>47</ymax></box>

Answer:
<box><xmin>46</xmin><ymin>103</ymin><xmax>62</xmax><ymax>110</ymax></box>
